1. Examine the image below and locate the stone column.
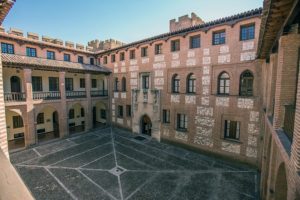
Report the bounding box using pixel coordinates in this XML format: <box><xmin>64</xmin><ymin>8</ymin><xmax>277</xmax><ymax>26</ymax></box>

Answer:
<box><xmin>23</xmin><ymin>68</ymin><xmax>35</xmax><ymax>147</ymax></box>
<box><xmin>107</xmin><ymin>74</ymin><xmax>112</xmax><ymax>125</ymax></box>
<box><xmin>59</xmin><ymin>71</ymin><xmax>68</xmax><ymax>137</ymax></box>
<box><xmin>85</xmin><ymin>73</ymin><xmax>92</xmax><ymax>131</ymax></box>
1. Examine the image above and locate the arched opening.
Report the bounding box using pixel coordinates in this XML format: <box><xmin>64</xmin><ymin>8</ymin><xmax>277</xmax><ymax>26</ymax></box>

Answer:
<box><xmin>172</xmin><ymin>74</ymin><xmax>180</xmax><ymax>93</ymax></box>
<box><xmin>36</xmin><ymin>106</ymin><xmax>60</xmax><ymax>143</ymax></box>
<box><xmin>121</xmin><ymin>77</ymin><xmax>126</xmax><ymax>92</ymax></box>
<box><xmin>10</xmin><ymin>76</ymin><xmax>21</xmax><ymax>93</ymax></box>
<box><xmin>114</xmin><ymin>77</ymin><xmax>119</xmax><ymax>91</ymax></box>
<box><xmin>186</xmin><ymin>73</ymin><xmax>196</xmax><ymax>93</ymax></box>
<box><xmin>275</xmin><ymin>163</ymin><xmax>287</xmax><ymax>200</ymax></box>
<box><xmin>6</xmin><ymin>110</ymin><xmax>25</xmax><ymax>151</ymax></box>
<box><xmin>218</xmin><ymin>72</ymin><xmax>230</xmax><ymax>95</ymax></box>
<box><xmin>240</xmin><ymin>70</ymin><xmax>254</xmax><ymax>96</ymax></box>
<box><xmin>140</xmin><ymin>115</ymin><xmax>152</xmax><ymax>136</ymax></box>
<box><xmin>93</xmin><ymin>101</ymin><xmax>107</xmax><ymax>128</ymax></box>
<box><xmin>68</xmin><ymin>103</ymin><xmax>85</xmax><ymax>134</ymax></box>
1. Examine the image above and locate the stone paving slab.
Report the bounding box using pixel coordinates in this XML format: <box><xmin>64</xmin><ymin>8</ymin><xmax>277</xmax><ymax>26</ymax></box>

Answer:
<box><xmin>11</xmin><ymin>127</ymin><xmax>259</xmax><ymax>200</ymax></box>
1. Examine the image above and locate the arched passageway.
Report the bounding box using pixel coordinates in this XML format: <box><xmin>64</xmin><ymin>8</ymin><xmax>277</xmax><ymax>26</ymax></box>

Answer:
<box><xmin>68</xmin><ymin>103</ymin><xmax>85</xmax><ymax>134</ymax></box>
<box><xmin>140</xmin><ymin>115</ymin><xmax>152</xmax><ymax>136</ymax></box>
<box><xmin>6</xmin><ymin>109</ymin><xmax>25</xmax><ymax>151</ymax></box>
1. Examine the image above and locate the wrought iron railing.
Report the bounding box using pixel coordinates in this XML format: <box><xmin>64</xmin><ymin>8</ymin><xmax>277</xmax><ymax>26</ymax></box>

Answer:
<box><xmin>33</xmin><ymin>92</ymin><xmax>61</xmax><ymax>100</ymax></box>
<box><xmin>66</xmin><ymin>91</ymin><xmax>86</xmax><ymax>99</ymax></box>
<box><xmin>4</xmin><ymin>92</ymin><xmax>26</xmax><ymax>102</ymax></box>
<box><xmin>91</xmin><ymin>90</ymin><xmax>108</xmax><ymax>97</ymax></box>
<box><xmin>283</xmin><ymin>104</ymin><xmax>295</xmax><ymax>141</ymax></box>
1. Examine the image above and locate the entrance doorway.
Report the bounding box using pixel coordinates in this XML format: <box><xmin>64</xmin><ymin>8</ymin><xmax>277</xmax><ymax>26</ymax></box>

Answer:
<box><xmin>53</xmin><ymin>111</ymin><xmax>59</xmax><ymax>138</ymax></box>
<box><xmin>140</xmin><ymin>115</ymin><xmax>152</xmax><ymax>136</ymax></box>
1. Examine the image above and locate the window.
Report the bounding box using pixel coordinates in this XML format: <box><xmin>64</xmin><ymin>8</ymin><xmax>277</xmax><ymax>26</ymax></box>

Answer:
<box><xmin>32</xmin><ymin>76</ymin><xmax>43</xmax><ymax>92</ymax></box>
<box><xmin>26</xmin><ymin>47</ymin><xmax>37</xmax><ymax>57</ymax></box>
<box><xmin>240</xmin><ymin>70</ymin><xmax>254</xmax><ymax>96</ymax></box>
<box><xmin>49</xmin><ymin>77</ymin><xmax>59</xmax><ymax>91</ymax></box>
<box><xmin>213</xmin><ymin>30</ymin><xmax>226</xmax><ymax>45</ymax></box>
<box><xmin>177</xmin><ymin>114</ymin><xmax>187</xmax><ymax>130</ymax></box>
<box><xmin>111</xmin><ymin>54</ymin><xmax>116</xmax><ymax>63</ymax></box>
<box><xmin>103</xmin><ymin>56</ymin><xmax>108</xmax><ymax>64</ymax></box>
<box><xmin>100</xmin><ymin>109</ymin><xmax>106</xmax><ymax>119</ymax></box>
<box><xmin>120</xmin><ymin>52</ymin><xmax>125</xmax><ymax>61</ymax></box>
<box><xmin>190</xmin><ymin>35</ymin><xmax>201</xmax><ymax>49</ymax></box>
<box><xmin>240</xmin><ymin>24</ymin><xmax>255</xmax><ymax>41</ymax></box>
<box><xmin>90</xmin><ymin>58</ymin><xmax>94</xmax><ymax>65</ymax></box>
<box><xmin>37</xmin><ymin>113</ymin><xmax>44</xmax><ymax>124</ymax></box>
<box><xmin>121</xmin><ymin>77</ymin><xmax>126</xmax><ymax>92</ymax></box>
<box><xmin>80</xmin><ymin>78</ymin><xmax>85</xmax><ymax>88</ymax></box>
<box><xmin>81</xmin><ymin>108</ymin><xmax>85</xmax><ymax>117</ymax></box>
<box><xmin>64</xmin><ymin>53</ymin><xmax>71</xmax><ymax>62</ymax></box>
<box><xmin>171</xmin><ymin>39</ymin><xmax>180</xmax><ymax>52</ymax></box>
<box><xmin>1</xmin><ymin>43</ymin><xmax>14</xmax><ymax>54</ymax></box>
<box><xmin>78</xmin><ymin>56</ymin><xmax>84</xmax><ymax>64</ymax></box>
<box><xmin>13</xmin><ymin>116</ymin><xmax>23</xmax><ymax>128</ymax></box>
<box><xmin>155</xmin><ymin>43</ymin><xmax>163</xmax><ymax>55</ymax></box>
<box><xmin>163</xmin><ymin>109</ymin><xmax>170</xmax><ymax>123</ymax></box>
<box><xmin>187</xmin><ymin>73</ymin><xmax>196</xmax><ymax>93</ymax></box>
<box><xmin>65</xmin><ymin>78</ymin><xmax>73</xmax><ymax>91</ymax></box>
<box><xmin>130</xmin><ymin>50</ymin><xmax>135</xmax><ymax>59</ymax></box>
<box><xmin>224</xmin><ymin>120</ymin><xmax>240</xmax><ymax>140</ymax></box>
<box><xmin>172</xmin><ymin>74</ymin><xmax>180</xmax><ymax>93</ymax></box>
<box><xmin>92</xmin><ymin>79</ymin><xmax>97</xmax><ymax>88</ymax></box>
<box><xmin>126</xmin><ymin>105</ymin><xmax>131</xmax><ymax>117</ymax></box>
<box><xmin>69</xmin><ymin>109</ymin><xmax>75</xmax><ymax>119</ymax></box>
<box><xmin>47</xmin><ymin>51</ymin><xmax>55</xmax><ymax>60</ymax></box>
<box><xmin>118</xmin><ymin>105</ymin><xmax>123</xmax><ymax>118</ymax></box>
<box><xmin>114</xmin><ymin>78</ymin><xmax>119</xmax><ymax>91</ymax></box>
<box><xmin>142</xmin><ymin>75</ymin><xmax>149</xmax><ymax>89</ymax></box>
<box><xmin>218</xmin><ymin>72</ymin><xmax>230</xmax><ymax>95</ymax></box>
<box><xmin>141</xmin><ymin>47</ymin><xmax>148</xmax><ymax>57</ymax></box>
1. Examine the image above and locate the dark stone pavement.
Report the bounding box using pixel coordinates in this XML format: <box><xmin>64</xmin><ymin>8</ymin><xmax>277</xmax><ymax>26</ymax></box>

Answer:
<box><xmin>10</xmin><ymin>127</ymin><xmax>259</xmax><ymax>200</ymax></box>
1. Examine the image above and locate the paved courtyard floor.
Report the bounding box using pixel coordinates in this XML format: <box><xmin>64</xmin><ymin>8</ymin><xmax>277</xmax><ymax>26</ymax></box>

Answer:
<box><xmin>10</xmin><ymin>127</ymin><xmax>259</xmax><ymax>200</ymax></box>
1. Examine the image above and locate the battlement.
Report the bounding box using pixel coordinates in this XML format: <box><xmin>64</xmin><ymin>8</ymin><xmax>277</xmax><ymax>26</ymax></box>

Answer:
<box><xmin>87</xmin><ymin>38</ymin><xmax>125</xmax><ymax>51</ymax></box>
<box><xmin>170</xmin><ymin>12</ymin><xmax>204</xmax><ymax>32</ymax></box>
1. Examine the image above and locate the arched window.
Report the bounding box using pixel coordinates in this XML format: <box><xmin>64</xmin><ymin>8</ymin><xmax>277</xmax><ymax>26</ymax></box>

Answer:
<box><xmin>240</xmin><ymin>70</ymin><xmax>254</xmax><ymax>96</ymax></box>
<box><xmin>114</xmin><ymin>78</ymin><xmax>119</xmax><ymax>91</ymax></box>
<box><xmin>121</xmin><ymin>77</ymin><xmax>126</xmax><ymax>92</ymax></box>
<box><xmin>187</xmin><ymin>73</ymin><xmax>196</xmax><ymax>93</ymax></box>
<box><xmin>218</xmin><ymin>72</ymin><xmax>230</xmax><ymax>95</ymax></box>
<box><xmin>172</xmin><ymin>74</ymin><xmax>180</xmax><ymax>93</ymax></box>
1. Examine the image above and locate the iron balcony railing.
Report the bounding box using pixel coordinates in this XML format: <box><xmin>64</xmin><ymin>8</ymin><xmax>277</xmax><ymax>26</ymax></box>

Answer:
<box><xmin>66</xmin><ymin>91</ymin><xmax>86</xmax><ymax>99</ymax></box>
<box><xmin>91</xmin><ymin>90</ymin><xmax>108</xmax><ymax>97</ymax></box>
<box><xmin>4</xmin><ymin>92</ymin><xmax>26</xmax><ymax>102</ymax></box>
<box><xmin>33</xmin><ymin>92</ymin><xmax>61</xmax><ymax>100</ymax></box>
<box><xmin>283</xmin><ymin>104</ymin><xmax>295</xmax><ymax>141</ymax></box>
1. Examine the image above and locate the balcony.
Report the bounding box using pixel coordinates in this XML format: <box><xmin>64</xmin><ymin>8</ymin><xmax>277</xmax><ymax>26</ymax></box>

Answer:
<box><xmin>4</xmin><ymin>92</ymin><xmax>26</xmax><ymax>102</ymax></box>
<box><xmin>283</xmin><ymin>104</ymin><xmax>295</xmax><ymax>141</ymax></box>
<box><xmin>33</xmin><ymin>92</ymin><xmax>61</xmax><ymax>100</ymax></box>
<box><xmin>91</xmin><ymin>90</ymin><xmax>108</xmax><ymax>97</ymax></box>
<box><xmin>66</xmin><ymin>91</ymin><xmax>86</xmax><ymax>99</ymax></box>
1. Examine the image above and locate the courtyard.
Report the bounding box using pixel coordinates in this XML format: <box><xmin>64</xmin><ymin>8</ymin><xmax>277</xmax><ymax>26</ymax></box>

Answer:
<box><xmin>10</xmin><ymin>127</ymin><xmax>259</xmax><ymax>200</ymax></box>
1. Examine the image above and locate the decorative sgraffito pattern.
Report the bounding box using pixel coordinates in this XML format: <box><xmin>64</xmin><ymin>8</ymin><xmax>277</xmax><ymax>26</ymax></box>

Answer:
<box><xmin>171</xmin><ymin>60</ymin><xmax>180</xmax><ymax>68</ymax></box>
<box><xmin>130</xmin><ymin>59</ymin><xmax>137</xmax><ymax>65</ymax></box>
<box><xmin>142</xmin><ymin>57</ymin><xmax>150</xmax><ymax>64</ymax></box>
<box><xmin>248</xmin><ymin>135</ymin><xmax>257</xmax><ymax>147</ymax></box>
<box><xmin>171</xmin><ymin>94</ymin><xmax>180</xmax><ymax>103</ymax></box>
<box><xmin>197</xmin><ymin>106</ymin><xmax>213</xmax><ymax>117</ymax></box>
<box><xmin>221</xmin><ymin>142</ymin><xmax>241</xmax><ymax>154</ymax></box>
<box><xmin>117</xmin><ymin>118</ymin><xmax>124</xmax><ymax>125</ymax></box>
<box><xmin>202</xmin><ymin>57</ymin><xmax>211</xmax><ymax>65</ymax></box>
<box><xmin>114</xmin><ymin>92</ymin><xmax>119</xmax><ymax>98</ymax></box>
<box><xmin>242</xmin><ymin>41</ymin><xmax>254</xmax><ymax>51</ymax></box>
<box><xmin>154</xmin><ymin>78</ymin><xmax>164</xmax><ymax>86</ymax></box>
<box><xmin>203</xmin><ymin>48</ymin><xmax>210</xmax><ymax>56</ymax></box>
<box><xmin>112</xmin><ymin>104</ymin><xmax>115</xmax><ymax>110</ymax></box>
<box><xmin>154</xmin><ymin>55</ymin><xmax>165</xmax><ymax>62</ymax></box>
<box><xmin>175</xmin><ymin>131</ymin><xmax>188</xmax><ymax>142</ymax></box>
<box><xmin>194</xmin><ymin>135</ymin><xmax>213</xmax><ymax>147</ymax></box>
<box><xmin>195</xmin><ymin>116</ymin><xmax>215</xmax><ymax>127</ymax></box>
<box><xmin>121</xmin><ymin>92</ymin><xmax>126</xmax><ymax>99</ymax></box>
<box><xmin>248</xmin><ymin>123</ymin><xmax>259</xmax><ymax>135</ymax></box>
<box><xmin>201</xmin><ymin>97</ymin><xmax>209</xmax><ymax>106</ymax></box>
<box><xmin>186</xmin><ymin>59</ymin><xmax>196</xmax><ymax>66</ymax></box>
<box><xmin>240</xmin><ymin>52</ymin><xmax>256</xmax><ymax>61</ymax></box>
<box><xmin>130</xmin><ymin>79</ymin><xmax>138</xmax><ymax>87</ymax></box>
<box><xmin>121</xmin><ymin>62</ymin><xmax>125</xmax><ymax>67</ymax></box>
<box><xmin>220</xmin><ymin>45</ymin><xmax>229</xmax><ymax>54</ymax></box>
<box><xmin>250</xmin><ymin>111</ymin><xmax>259</xmax><ymax>122</ymax></box>
<box><xmin>202</xmin><ymin>76</ymin><xmax>210</xmax><ymax>86</ymax></box>
<box><xmin>216</xmin><ymin>97</ymin><xmax>229</xmax><ymax>107</ymax></box>
<box><xmin>154</xmin><ymin>70</ymin><xmax>164</xmax><ymax>90</ymax></box>
<box><xmin>237</xmin><ymin>98</ymin><xmax>254</xmax><ymax>109</ymax></box>
<box><xmin>114</xmin><ymin>68</ymin><xmax>118</xmax><ymax>73</ymax></box>
<box><xmin>218</xmin><ymin>54</ymin><xmax>231</xmax><ymax>64</ymax></box>
<box><xmin>112</xmin><ymin>98</ymin><xmax>115</xmax><ymax>104</ymax></box>
<box><xmin>188</xmin><ymin>50</ymin><xmax>195</xmax><ymax>58</ymax></box>
<box><xmin>121</xmin><ymin>67</ymin><xmax>126</xmax><ymax>73</ymax></box>
<box><xmin>202</xmin><ymin>86</ymin><xmax>209</xmax><ymax>95</ymax></box>
<box><xmin>129</xmin><ymin>65</ymin><xmax>138</xmax><ymax>72</ymax></box>
<box><xmin>185</xmin><ymin>95</ymin><xmax>196</xmax><ymax>104</ymax></box>
<box><xmin>172</xmin><ymin>53</ymin><xmax>179</xmax><ymax>60</ymax></box>
<box><xmin>131</xmin><ymin>72</ymin><xmax>137</xmax><ymax>78</ymax></box>
<box><xmin>155</xmin><ymin>70</ymin><xmax>164</xmax><ymax>77</ymax></box>
<box><xmin>203</xmin><ymin>66</ymin><xmax>210</xmax><ymax>75</ymax></box>
<box><xmin>153</xmin><ymin>62</ymin><xmax>166</xmax><ymax>69</ymax></box>
<box><xmin>246</xmin><ymin>147</ymin><xmax>257</xmax><ymax>158</ymax></box>
<box><xmin>196</xmin><ymin>126</ymin><xmax>213</xmax><ymax>137</ymax></box>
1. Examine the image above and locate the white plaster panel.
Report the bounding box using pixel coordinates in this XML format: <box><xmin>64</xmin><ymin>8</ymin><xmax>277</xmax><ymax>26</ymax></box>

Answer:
<box><xmin>114</xmin><ymin>68</ymin><xmax>118</xmax><ymax>73</ymax></box>
<box><xmin>129</xmin><ymin>65</ymin><xmax>138</xmax><ymax>72</ymax></box>
<box><xmin>248</xmin><ymin>135</ymin><xmax>257</xmax><ymax>147</ymax></box>
<box><xmin>202</xmin><ymin>76</ymin><xmax>211</xmax><ymax>86</ymax></box>
<box><xmin>185</xmin><ymin>95</ymin><xmax>196</xmax><ymax>104</ymax></box>
<box><xmin>130</xmin><ymin>59</ymin><xmax>137</xmax><ymax>65</ymax></box>
<box><xmin>216</xmin><ymin>97</ymin><xmax>229</xmax><ymax>107</ymax></box>
<box><xmin>202</xmin><ymin>57</ymin><xmax>211</xmax><ymax>65</ymax></box>
<box><xmin>246</xmin><ymin>147</ymin><xmax>257</xmax><ymax>158</ymax></box>
<box><xmin>121</xmin><ymin>62</ymin><xmax>125</xmax><ymax>67</ymax></box>
<box><xmin>219</xmin><ymin>45</ymin><xmax>229</xmax><ymax>54</ymax></box>
<box><xmin>197</xmin><ymin>106</ymin><xmax>213</xmax><ymax>117</ymax></box>
<box><xmin>187</xmin><ymin>50</ymin><xmax>195</xmax><ymax>58</ymax></box>
<box><xmin>121</xmin><ymin>67</ymin><xmax>126</xmax><ymax>73</ymax></box>
<box><xmin>114</xmin><ymin>63</ymin><xmax>118</xmax><ymax>68</ymax></box>
<box><xmin>221</xmin><ymin>142</ymin><xmax>241</xmax><ymax>154</ymax></box>
<box><xmin>154</xmin><ymin>78</ymin><xmax>164</xmax><ymax>86</ymax></box>
<box><xmin>196</xmin><ymin>127</ymin><xmax>213</xmax><ymax>137</ymax></box>
<box><xmin>171</xmin><ymin>94</ymin><xmax>180</xmax><ymax>103</ymax></box>
<box><xmin>202</xmin><ymin>86</ymin><xmax>210</xmax><ymax>95</ymax></box>
<box><xmin>130</xmin><ymin>79</ymin><xmax>138</xmax><ymax>86</ymax></box>
<box><xmin>155</xmin><ymin>70</ymin><xmax>164</xmax><ymax>77</ymax></box>
<box><xmin>114</xmin><ymin>92</ymin><xmax>119</xmax><ymax>98</ymax></box>
<box><xmin>195</xmin><ymin>116</ymin><xmax>215</xmax><ymax>127</ymax></box>
<box><xmin>171</xmin><ymin>60</ymin><xmax>180</xmax><ymax>68</ymax></box>
<box><xmin>194</xmin><ymin>136</ymin><xmax>213</xmax><ymax>147</ymax></box>
<box><xmin>240</xmin><ymin>52</ymin><xmax>256</xmax><ymax>61</ymax></box>
<box><xmin>121</xmin><ymin>92</ymin><xmax>126</xmax><ymax>99</ymax></box>
<box><xmin>203</xmin><ymin>66</ymin><xmax>210</xmax><ymax>75</ymax></box>
<box><xmin>237</xmin><ymin>98</ymin><xmax>254</xmax><ymax>109</ymax></box>
<box><xmin>142</xmin><ymin>58</ymin><xmax>150</xmax><ymax>64</ymax></box>
<box><xmin>172</xmin><ymin>53</ymin><xmax>179</xmax><ymax>60</ymax></box>
<box><xmin>186</xmin><ymin>59</ymin><xmax>196</xmax><ymax>66</ymax></box>
<box><xmin>201</xmin><ymin>97</ymin><xmax>210</xmax><ymax>106</ymax></box>
<box><xmin>175</xmin><ymin>131</ymin><xmax>188</xmax><ymax>142</ymax></box>
<box><xmin>203</xmin><ymin>48</ymin><xmax>210</xmax><ymax>56</ymax></box>
<box><xmin>248</xmin><ymin>123</ymin><xmax>259</xmax><ymax>135</ymax></box>
<box><xmin>112</xmin><ymin>104</ymin><xmax>115</xmax><ymax>110</ymax></box>
<box><xmin>154</xmin><ymin>55</ymin><xmax>165</xmax><ymax>62</ymax></box>
<box><xmin>250</xmin><ymin>111</ymin><xmax>259</xmax><ymax>122</ymax></box>
<box><xmin>111</xmin><ymin>98</ymin><xmax>115</xmax><ymax>104</ymax></box>
<box><xmin>218</xmin><ymin>54</ymin><xmax>231</xmax><ymax>64</ymax></box>
<box><xmin>112</xmin><ymin>112</ymin><xmax>115</xmax><ymax>117</ymax></box>
<box><xmin>153</xmin><ymin>62</ymin><xmax>166</xmax><ymax>69</ymax></box>
<box><xmin>163</xmin><ymin>129</ymin><xmax>170</xmax><ymax>137</ymax></box>
<box><xmin>242</xmin><ymin>41</ymin><xmax>254</xmax><ymax>51</ymax></box>
<box><xmin>130</xmin><ymin>72</ymin><xmax>137</xmax><ymax>78</ymax></box>
<box><xmin>117</xmin><ymin>118</ymin><xmax>124</xmax><ymax>124</ymax></box>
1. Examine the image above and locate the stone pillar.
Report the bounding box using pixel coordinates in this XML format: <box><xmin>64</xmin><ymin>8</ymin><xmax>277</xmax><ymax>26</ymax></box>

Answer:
<box><xmin>59</xmin><ymin>72</ymin><xmax>68</xmax><ymax>137</ymax></box>
<box><xmin>85</xmin><ymin>73</ymin><xmax>92</xmax><ymax>131</ymax></box>
<box><xmin>266</xmin><ymin>54</ymin><xmax>278</xmax><ymax>117</ymax></box>
<box><xmin>23</xmin><ymin>68</ymin><xmax>35</xmax><ymax>147</ymax></box>
<box><xmin>107</xmin><ymin>74</ymin><xmax>112</xmax><ymax>125</ymax></box>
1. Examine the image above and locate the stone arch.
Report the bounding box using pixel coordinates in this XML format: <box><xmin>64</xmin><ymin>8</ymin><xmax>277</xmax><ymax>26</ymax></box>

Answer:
<box><xmin>275</xmin><ymin>163</ymin><xmax>287</xmax><ymax>200</ymax></box>
<box><xmin>93</xmin><ymin>101</ymin><xmax>107</xmax><ymax>128</ymax></box>
<box><xmin>68</xmin><ymin>103</ymin><xmax>85</xmax><ymax>134</ymax></box>
<box><xmin>140</xmin><ymin>114</ymin><xmax>152</xmax><ymax>136</ymax></box>
<box><xmin>6</xmin><ymin>109</ymin><xmax>25</xmax><ymax>151</ymax></box>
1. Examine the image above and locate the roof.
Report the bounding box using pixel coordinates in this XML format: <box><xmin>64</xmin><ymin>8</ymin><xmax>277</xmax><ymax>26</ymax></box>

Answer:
<box><xmin>96</xmin><ymin>8</ymin><xmax>262</xmax><ymax>55</ymax></box>
<box><xmin>1</xmin><ymin>53</ymin><xmax>111</xmax><ymax>74</ymax></box>
<box><xmin>0</xmin><ymin>0</ymin><xmax>15</xmax><ymax>25</ymax></box>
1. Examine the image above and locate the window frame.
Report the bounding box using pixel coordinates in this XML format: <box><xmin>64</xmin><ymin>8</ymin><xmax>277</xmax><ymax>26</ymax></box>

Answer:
<box><xmin>239</xmin><ymin>70</ymin><xmax>254</xmax><ymax>96</ymax></box>
<box><xmin>13</xmin><ymin>115</ymin><xmax>23</xmax><ymax>129</ymax></box>
<box><xmin>64</xmin><ymin>53</ymin><xmax>71</xmax><ymax>62</ymax></box>
<box><xmin>212</xmin><ymin>30</ymin><xmax>226</xmax><ymax>45</ymax></box>
<box><xmin>118</xmin><ymin>105</ymin><xmax>123</xmax><ymax>118</ymax></box>
<box><xmin>187</xmin><ymin>73</ymin><xmax>196</xmax><ymax>93</ymax></box>
<box><xmin>224</xmin><ymin>120</ymin><xmax>240</xmax><ymax>141</ymax></box>
<box><xmin>177</xmin><ymin>114</ymin><xmax>187</xmax><ymax>131</ymax></box>
<box><xmin>130</xmin><ymin>50</ymin><xmax>136</xmax><ymax>60</ymax></box>
<box><xmin>218</xmin><ymin>72</ymin><xmax>230</xmax><ymax>95</ymax></box>
<box><xmin>48</xmin><ymin>77</ymin><xmax>59</xmax><ymax>92</ymax></box>
<box><xmin>240</xmin><ymin>23</ymin><xmax>255</xmax><ymax>41</ymax></box>
<box><xmin>90</xmin><ymin>57</ymin><xmax>95</xmax><ymax>65</ymax></box>
<box><xmin>78</xmin><ymin>56</ymin><xmax>84</xmax><ymax>64</ymax></box>
<box><xmin>162</xmin><ymin>109</ymin><xmax>170</xmax><ymax>124</ymax></box>
<box><xmin>121</xmin><ymin>77</ymin><xmax>126</xmax><ymax>92</ymax></box>
<box><xmin>141</xmin><ymin>47</ymin><xmax>148</xmax><ymax>57</ymax></box>
<box><xmin>47</xmin><ymin>50</ymin><xmax>55</xmax><ymax>60</ymax></box>
<box><xmin>190</xmin><ymin>35</ymin><xmax>201</xmax><ymax>49</ymax></box>
<box><xmin>142</xmin><ymin>75</ymin><xmax>150</xmax><ymax>90</ymax></box>
<box><xmin>80</xmin><ymin>78</ymin><xmax>85</xmax><ymax>88</ymax></box>
<box><xmin>92</xmin><ymin>79</ymin><xmax>97</xmax><ymax>88</ymax></box>
<box><xmin>172</xmin><ymin>74</ymin><xmax>180</xmax><ymax>93</ymax></box>
<box><xmin>155</xmin><ymin>43</ymin><xmax>163</xmax><ymax>55</ymax></box>
<box><xmin>111</xmin><ymin>54</ymin><xmax>116</xmax><ymax>63</ymax></box>
<box><xmin>120</xmin><ymin>52</ymin><xmax>125</xmax><ymax>61</ymax></box>
<box><xmin>37</xmin><ymin>113</ymin><xmax>44</xmax><ymax>124</ymax></box>
<box><xmin>65</xmin><ymin>78</ymin><xmax>74</xmax><ymax>91</ymax></box>
<box><xmin>69</xmin><ymin>109</ymin><xmax>75</xmax><ymax>119</ymax></box>
<box><xmin>1</xmin><ymin>43</ymin><xmax>14</xmax><ymax>54</ymax></box>
<box><xmin>103</xmin><ymin>56</ymin><xmax>108</xmax><ymax>64</ymax></box>
<box><xmin>171</xmin><ymin>39</ymin><xmax>180</xmax><ymax>52</ymax></box>
<box><xmin>32</xmin><ymin>76</ymin><xmax>43</xmax><ymax>92</ymax></box>
<box><xmin>26</xmin><ymin>47</ymin><xmax>37</xmax><ymax>57</ymax></box>
<box><xmin>126</xmin><ymin>105</ymin><xmax>131</xmax><ymax>117</ymax></box>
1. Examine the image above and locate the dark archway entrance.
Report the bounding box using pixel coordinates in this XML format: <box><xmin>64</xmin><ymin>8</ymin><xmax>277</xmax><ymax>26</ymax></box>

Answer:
<box><xmin>275</xmin><ymin>163</ymin><xmax>287</xmax><ymax>200</ymax></box>
<box><xmin>140</xmin><ymin>115</ymin><xmax>152</xmax><ymax>136</ymax></box>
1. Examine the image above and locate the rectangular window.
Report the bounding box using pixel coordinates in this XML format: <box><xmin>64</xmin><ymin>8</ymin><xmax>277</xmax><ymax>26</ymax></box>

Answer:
<box><xmin>92</xmin><ymin>79</ymin><xmax>97</xmax><ymax>88</ymax></box>
<box><xmin>37</xmin><ymin>113</ymin><xmax>44</xmax><ymax>124</ymax></box>
<box><xmin>163</xmin><ymin>109</ymin><xmax>170</xmax><ymax>123</ymax></box>
<box><xmin>130</xmin><ymin>50</ymin><xmax>135</xmax><ymax>59</ymax></box>
<box><xmin>120</xmin><ymin>52</ymin><xmax>125</xmax><ymax>61</ymax></box>
<box><xmin>190</xmin><ymin>35</ymin><xmax>201</xmax><ymax>49</ymax></box>
<box><xmin>90</xmin><ymin>58</ymin><xmax>94</xmax><ymax>65</ymax></box>
<box><xmin>141</xmin><ymin>47</ymin><xmax>148</xmax><ymax>57</ymax></box>
<box><xmin>171</xmin><ymin>39</ymin><xmax>180</xmax><ymax>52</ymax></box>
<box><xmin>47</xmin><ymin>51</ymin><xmax>55</xmax><ymax>60</ymax></box>
<box><xmin>80</xmin><ymin>78</ymin><xmax>85</xmax><ymax>88</ymax></box>
<box><xmin>49</xmin><ymin>77</ymin><xmax>59</xmax><ymax>91</ymax></box>
<box><xmin>32</xmin><ymin>76</ymin><xmax>43</xmax><ymax>92</ymax></box>
<box><xmin>100</xmin><ymin>109</ymin><xmax>106</xmax><ymax>119</ymax></box>
<box><xmin>111</xmin><ymin>54</ymin><xmax>116</xmax><ymax>63</ymax></box>
<box><xmin>65</xmin><ymin>78</ymin><xmax>73</xmax><ymax>91</ymax></box>
<box><xmin>177</xmin><ymin>114</ymin><xmax>187</xmax><ymax>130</ymax></box>
<box><xmin>64</xmin><ymin>53</ymin><xmax>71</xmax><ymax>62</ymax></box>
<box><xmin>224</xmin><ymin>120</ymin><xmax>240</xmax><ymax>140</ymax></box>
<box><xmin>81</xmin><ymin>107</ymin><xmax>85</xmax><ymax>117</ymax></box>
<box><xmin>240</xmin><ymin>24</ymin><xmax>255</xmax><ymax>41</ymax></box>
<box><xmin>1</xmin><ymin>43</ymin><xmax>14</xmax><ymax>54</ymax></box>
<box><xmin>213</xmin><ymin>30</ymin><xmax>226</xmax><ymax>45</ymax></box>
<box><xmin>78</xmin><ymin>56</ymin><xmax>84</xmax><ymax>64</ymax></box>
<box><xmin>142</xmin><ymin>75</ymin><xmax>149</xmax><ymax>89</ymax></box>
<box><xmin>69</xmin><ymin>109</ymin><xmax>75</xmax><ymax>119</ymax></box>
<box><xmin>155</xmin><ymin>43</ymin><xmax>163</xmax><ymax>55</ymax></box>
<box><xmin>126</xmin><ymin>105</ymin><xmax>131</xmax><ymax>117</ymax></box>
<box><xmin>26</xmin><ymin>47</ymin><xmax>37</xmax><ymax>57</ymax></box>
<box><xmin>103</xmin><ymin>56</ymin><xmax>108</xmax><ymax>64</ymax></box>
<box><xmin>118</xmin><ymin>105</ymin><xmax>123</xmax><ymax>118</ymax></box>
<box><xmin>13</xmin><ymin>116</ymin><xmax>23</xmax><ymax>128</ymax></box>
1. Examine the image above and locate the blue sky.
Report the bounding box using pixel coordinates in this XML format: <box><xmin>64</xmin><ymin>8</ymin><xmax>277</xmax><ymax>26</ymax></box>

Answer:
<box><xmin>3</xmin><ymin>0</ymin><xmax>263</xmax><ymax>45</ymax></box>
